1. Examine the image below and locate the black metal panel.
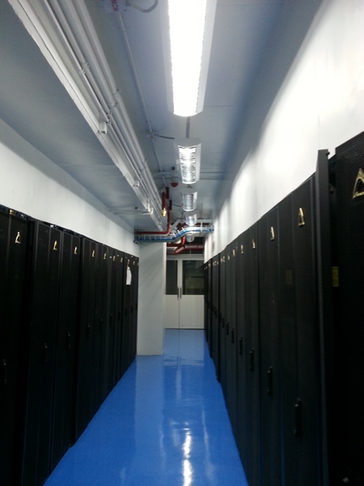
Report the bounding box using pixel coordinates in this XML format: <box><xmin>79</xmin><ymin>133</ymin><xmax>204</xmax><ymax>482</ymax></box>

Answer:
<box><xmin>315</xmin><ymin>149</ymin><xmax>338</xmax><ymax>486</ymax></box>
<box><xmin>211</xmin><ymin>256</ymin><xmax>220</xmax><ymax>375</ymax></box>
<box><xmin>335</xmin><ymin>132</ymin><xmax>364</xmax><ymax>485</ymax></box>
<box><xmin>75</xmin><ymin>238</ymin><xmax>96</xmax><ymax>440</ymax></box>
<box><xmin>0</xmin><ymin>211</ymin><xmax>29</xmax><ymax>486</ymax></box>
<box><xmin>121</xmin><ymin>254</ymin><xmax>132</xmax><ymax>375</ymax></box>
<box><xmin>258</xmin><ymin>207</ymin><xmax>281</xmax><ymax>486</ymax></box>
<box><xmin>225</xmin><ymin>239</ymin><xmax>238</xmax><ymax>439</ymax></box>
<box><xmin>22</xmin><ymin>223</ymin><xmax>61</xmax><ymax>486</ymax></box>
<box><xmin>219</xmin><ymin>249</ymin><xmax>227</xmax><ymax>394</ymax></box>
<box><xmin>130</xmin><ymin>256</ymin><xmax>139</xmax><ymax>364</ymax></box>
<box><xmin>278</xmin><ymin>192</ymin><xmax>298</xmax><ymax>486</ymax></box>
<box><xmin>102</xmin><ymin>246</ymin><xmax>114</xmax><ymax>399</ymax></box>
<box><xmin>205</xmin><ymin>260</ymin><xmax>212</xmax><ymax>349</ymax></box>
<box><xmin>92</xmin><ymin>243</ymin><xmax>107</xmax><ymax>412</ymax></box>
<box><xmin>292</xmin><ymin>176</ymin><xmax>321</xmax><ymax>486</ymax></box>
<box><xmin>113</xmin><ymin>251</ymin><xmax>124</xmax><ymax>384</ymax></box>
<box><xmin>51</xmin><ymin>233</ymin><xmax>80</xmax><ymax>471</ymax></box>
<box><xmin>244</xmin><ymin>223</ymin><xmax>260</xmax><ymax>486</ymax></box>
<box><xmin>236</xmin><ymin>230</ymin><xmax>247</xmax><ymax>470</ymax></box>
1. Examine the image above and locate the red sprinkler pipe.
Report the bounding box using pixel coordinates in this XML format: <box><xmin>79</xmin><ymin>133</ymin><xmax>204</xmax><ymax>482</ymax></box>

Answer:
<box><xmin>174</xmin><ymin>244</ymin><xmax>204</xmax><ymax>254</ymax></box>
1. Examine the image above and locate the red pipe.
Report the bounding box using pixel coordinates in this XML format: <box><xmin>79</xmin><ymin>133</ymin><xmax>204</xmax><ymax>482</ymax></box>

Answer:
<box><xmin>174</xmin><ymin>244</ymin><xmax>204</xmax><ymax>254</ymax></box>
<box><xmin>169</xmin><ymin>237</ymin><xmax>185</xmax><ymax>253</ymax></box>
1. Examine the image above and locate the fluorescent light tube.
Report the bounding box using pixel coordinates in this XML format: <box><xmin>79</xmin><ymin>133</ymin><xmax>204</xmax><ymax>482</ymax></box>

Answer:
<box><xmin>167</xmin><ymin>0</ymin><xmax>217</xmax><ymax>116</ymax></box>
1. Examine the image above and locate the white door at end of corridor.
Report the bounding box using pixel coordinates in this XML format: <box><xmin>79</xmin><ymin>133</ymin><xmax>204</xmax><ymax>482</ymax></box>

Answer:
<box><xmin>164</xmin><ymin>257</ymin><xmax>204</xmax><ymax>329</ymax></box>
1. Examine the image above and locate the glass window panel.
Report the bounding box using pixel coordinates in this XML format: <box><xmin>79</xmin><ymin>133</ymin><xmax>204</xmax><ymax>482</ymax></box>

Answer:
<box><xmin>183</xmin><ymin>260</ymin><xmax>204</xmax><ymax>295</ymax></box>
<box><xmin>166</xmin><ymin>260</ymin><xmax>178</xmax><ymax>295</ymax></box>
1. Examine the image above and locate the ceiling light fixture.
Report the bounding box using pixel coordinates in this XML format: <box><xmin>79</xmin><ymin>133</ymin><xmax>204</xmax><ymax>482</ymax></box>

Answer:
<box><xmin>181</xmin><ymin>190</ymin><xmax>198</xmax><ymax>212</ymax></box>
<box><xmin>174</xmin><ymin>138</ymin><xmax>201</xmax><ymax>184</ymax></box>
<box><xmin>166</xmin><ymin>0</ymin><xmax>217</xmax><ymax>117</ymax></box>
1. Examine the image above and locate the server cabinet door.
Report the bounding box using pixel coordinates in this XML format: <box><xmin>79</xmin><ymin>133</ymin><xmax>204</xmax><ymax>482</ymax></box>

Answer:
<box><xmin>236</xmin><ymin>231</ymin><xmax>248</xmax><ymax>470</ymax></box>
<box><xmin>244</xmin><ymin>224</ymin><xmax>260</xmax><ymax>486</ymax></box>
<box><xmin>219</xmin><ymin>249</ymin><xmax>227</xmax><ymax>393</ymax></box>
<box><xmin>51</xmin><ymin>233</ymin><xmax>80</xmax><ymax>471</ymax></box>
<box><xmin>278</xmin><ymin>193</ymin><xmax>299</xmax><ymax>485</ymax></box>
<box><xmin>93</xmin><ymin>243</ymin><xmax>107</xmax><ymax>410</ymax></box>
<box><xmin>121</xmin><ymin>255</ymin><xmax>132</xmax><ymax>375</ymax></box>
<box><xmin>0</xmin><ymin>212</ymin><xmax>28</xmax><ymax>486</ymax></box>
<box><xmin>102</xmin><ymin>246</ymin><xmax>114</xmax><ymax>400</ymax></box>
<box><xmin>211</xmin><ymin>256</ymin><xmax>220</xmax><ymax>374</ymax></box>
<box><xmin>75</xmin><ymin>238</ymin><xmax>97</xmax><ymax>440</ymax></box>
<box><xmin>292</xmin><ymin>176</ymin><xmax>321</xmax><ymax>486</ymax></box>
<box><xmin>130</xmin><ymin>257</ymin><xmax>139</xmax><ymax>362</ymax></box>
<box><xmin>207</xmin><ymin>260</ymin><xmax>212</xmax><ymax>352</ymax></box>
<box><xmin>22</xmin><ymin>223</ymin><xmax>61</xmax><ymax>486</ymax></box>
<box><xmin>335</xmin><ymin>132</ymin><xmax>364</xmax><ymax>485</ymax></box>
<box><xmin>225</xmin><ymin>240</ymin><xmax>238</xmax><ymax>439</ymax></box>
<box><xmin>258</xmin><ymin>208</ymin><xmax>281</xmax><ymax>486</ymax></box>
<box><xmin>114</xmin><ymin>251</ymin><xmax>124</xmax><ymax>383</ymax></box>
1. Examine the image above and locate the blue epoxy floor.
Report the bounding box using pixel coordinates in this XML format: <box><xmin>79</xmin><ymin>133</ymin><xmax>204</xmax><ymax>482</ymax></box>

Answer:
<box><xmin>45</xmin><ymin>330</ymin><xmax>247</xmax><ymax>485</ymax></box>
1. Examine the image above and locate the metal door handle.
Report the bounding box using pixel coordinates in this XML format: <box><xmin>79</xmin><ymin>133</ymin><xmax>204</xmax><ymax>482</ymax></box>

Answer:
<box><xmin>67</xmin><ymin>331</ymin><xmax>71</xmax><ymax>350</ymax></box>
<box><xmin>294</xmin><ymin>399</ymin><xmax>302</xmax><ymax>437</ymax></box>
<box><xmin>249</xmin><ymin>349</ymin><xmax>254</xmax><ymax>371</ymax></box>
<box><xmin>43</xmin><ymin>343</ymin><xmax>48</xmax><ymax>364</ymax></box>
<box><xmin>2</xmin><ymin>358</ymin><xmax>7</xmax><ymax>385</ymax></box>
<box><xmin>267</xmin><ymin>367</ymin><xmax>273</xmax><ymax>395</ymax></box>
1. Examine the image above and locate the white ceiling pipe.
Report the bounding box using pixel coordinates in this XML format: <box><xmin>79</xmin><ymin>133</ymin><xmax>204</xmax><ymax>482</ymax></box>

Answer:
<box><xmin>48</xmin><ymin>0</ymin><xmax>160</xmax><ymax>222</ymax></box>
<box><xmin>72</xmin><ymin>0</ymin><xmax>161</xmax><ymax>206</ymax></box>
<box><xmin>51</xmin><ymin>0</ymin><xmax>162</xmax><ymax>223</ymax></box>
<box><xmin>44</xmin><ymin>0</ymin><xmax>110</xmax><ymax>118</ymax></box>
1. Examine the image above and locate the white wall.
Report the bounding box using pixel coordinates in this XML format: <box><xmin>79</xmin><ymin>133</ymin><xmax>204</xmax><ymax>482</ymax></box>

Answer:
<box><xmin>206</xmin><ymin>0</ymin><xmax>364</xmax><ymax>260</ymax></box>
<box><xmin>0</xmin><ymin>117</ymin><xmax>137</xmax><ymax>255</ymax></box>
<box><xmin>137</xmin><ymin>242</ymin><xmax>166</xmax><ymax>355</ymax></box>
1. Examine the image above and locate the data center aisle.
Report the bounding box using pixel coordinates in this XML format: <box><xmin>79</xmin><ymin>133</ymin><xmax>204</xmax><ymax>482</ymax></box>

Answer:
<box><xmin>45</xmin><ymin>329</ymin><xmax>247</xmax><ymax>486</ymax></box>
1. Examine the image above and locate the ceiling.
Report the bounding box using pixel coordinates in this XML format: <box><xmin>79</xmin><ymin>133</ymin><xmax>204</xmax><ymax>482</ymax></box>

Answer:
<box><xmin>0</xmin><ymin>0</ymin><xmax>285</xmax><ymax>234</ymax></box>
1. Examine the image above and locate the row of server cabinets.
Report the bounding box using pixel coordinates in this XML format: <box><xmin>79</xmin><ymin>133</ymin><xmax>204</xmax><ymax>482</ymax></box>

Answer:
<box><xmin>0</xmin><ymin>212</ymin><xmax>139</xmax><ymax>486</ymax></box>
<box><xmin>204</xmin><ymin>132</ymin><xmax>364</xmax><ymax>486</ymax></box>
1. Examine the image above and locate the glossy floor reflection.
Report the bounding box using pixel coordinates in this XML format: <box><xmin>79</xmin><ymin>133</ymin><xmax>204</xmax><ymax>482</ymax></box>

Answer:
<box><xmin>45</xmin><ymin>330</ymin><xmax>247</xmax><ymax>486</ymax></box>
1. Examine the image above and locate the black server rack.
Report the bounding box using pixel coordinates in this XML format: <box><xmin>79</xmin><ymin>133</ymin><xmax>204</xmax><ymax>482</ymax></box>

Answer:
<box><xmin>244</xmin><ymin>224</ymin><xmax>260</xmax><ymax>486</ymax></box>
<box><xmin>21</xmin><ymin>222</ymin><xmax>61</xmax><ymax>486</ymax></box>
<box><xmin>258</xmin><ymin>207</ymin><xmax>281</xmax><ymax>486</ymax></box>
<box><xmin>75</xmin><ymin>238</ymin><xmax>97</xmax><ymax>440</ymax></box>
<box><xmin>92</xmin><ymin>243</ymin><xmax>107</xmax><ymax>412</ymax></box>
<box><xmin>102</xmin><ymin>246</ymin><xmax>114</xmax><ymax>400</ymax></box>
<box><xmin>0</xmin><ymin>210</ymin><xmax>29</xmax><ymax>486</ymax></box>
<box><xmin>236</xmin><ymin>225</ymin><xmax>261</xmax><ymax>486</ymax></box>
<box><xmin>335</xmin><ymin>132</ymin><xmax>364</xmax><ymax>485</ymax></box>
<box><xmin>113</xmin><ymin>251</ymin><xmax>125</xmax><ymax>383</ymax></box>
<box><xmin>292</xmin><ymin>177</ymin><xmax>321</xmax><ymax>485</ymax></box>
<box><xmin>219</xmin><ymin>249</ymin><xmax>226</xmax><ymax>393</ymax></box>
<box><xmin>51</xmin><ymin>232</ymin><xmax>80</xmax><ymax>470</ymax></box>
<box><xmin>225</xmin><ymin>239</ymin><xmax>238</xmax><ymax>439</ymax></box>
<box><xmin>211</xmin><ymin>255</ymin><xmax>220</xmax><ymax>376</ymax></box>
